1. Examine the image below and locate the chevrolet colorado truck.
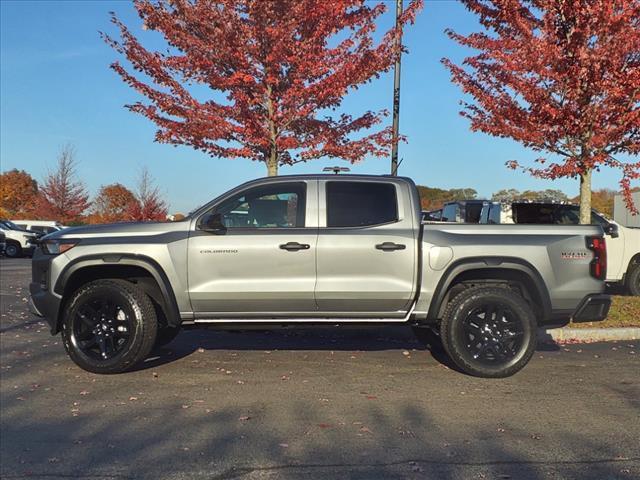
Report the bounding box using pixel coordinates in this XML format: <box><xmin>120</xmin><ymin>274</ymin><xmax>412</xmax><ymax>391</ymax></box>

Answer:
<box><xmin>30</xmin><ymin>175</ymin><xmax>611</xmax><ymax>378</ymax></box>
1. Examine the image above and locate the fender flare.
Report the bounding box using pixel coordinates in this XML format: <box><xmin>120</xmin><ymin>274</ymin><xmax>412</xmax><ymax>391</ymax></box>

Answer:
<box><xmin>426</xmin><ymin>256</ymin><xmax>552</xmax><ymax>323</ymax></box>
<box><xmin>54</xmin><ymin>254</ymin><xmax>181</xmax><ymax>329</ymax></box>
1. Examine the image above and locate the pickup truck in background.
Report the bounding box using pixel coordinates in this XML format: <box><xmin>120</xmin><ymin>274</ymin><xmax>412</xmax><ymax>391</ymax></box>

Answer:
<box><xmin>480</xmin><ymin>201</ymin><xmax>640</xmax><ymax>295</ymax></box>
<box><xmin>30</xmin><ymin>175</ymin><xmax>610</xmax><ymax>378</ymax></box>
<box><xmin>0</xmin><ymin>220</ymin><xmax>39</xmax><ymax>258</ymax></box>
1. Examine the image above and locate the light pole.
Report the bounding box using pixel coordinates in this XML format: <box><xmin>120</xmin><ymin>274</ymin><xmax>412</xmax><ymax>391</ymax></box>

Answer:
<box><xmin>390</xmin><ymin>0</ymin><xmax>403</xmax><ymax>176</ymax></box>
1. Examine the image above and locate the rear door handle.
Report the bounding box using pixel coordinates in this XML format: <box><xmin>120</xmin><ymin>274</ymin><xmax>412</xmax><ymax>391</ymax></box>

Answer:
<box><xmin>280</xmin><ymin>242</ymin><xmax>310</xmax><ymax>251</ymax></box>
<box><xmin>376</xmin><ymin>242</ymin><xmax>406</xmax><ymax>252</ymax></box>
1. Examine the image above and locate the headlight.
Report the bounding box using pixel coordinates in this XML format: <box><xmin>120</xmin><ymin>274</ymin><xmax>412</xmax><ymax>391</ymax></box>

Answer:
<box><xmin>41</xmin><ymin>239</ymin><xmax>79</xmax><ymax>255</ymax></box>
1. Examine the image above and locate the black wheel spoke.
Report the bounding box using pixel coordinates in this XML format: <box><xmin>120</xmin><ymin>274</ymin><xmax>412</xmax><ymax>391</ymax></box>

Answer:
<box><xmin>460</xmin><ymin>302</ymin><xmax>525</xmax><ymax>366</ymax></box>
<box><xmin>78</xmin><ymin>338</ymin><xmax>97</xmax><ymax>349</ymax></box>
<box><xmin>72</xmin><ymin>295</ymin><xmax>133</xmax><ymax>361</ymax></box>
<box><xmin>96</xmin><ymin>335</ymin><xmax>107</xmax><ymax>359</ymax></box>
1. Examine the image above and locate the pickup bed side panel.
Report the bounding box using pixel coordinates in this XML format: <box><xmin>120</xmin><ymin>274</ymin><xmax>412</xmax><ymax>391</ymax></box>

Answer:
<box><xmin>415</xmin><ymin>224</ymin><xmax>606</xmax><ymax>322</ymax></box>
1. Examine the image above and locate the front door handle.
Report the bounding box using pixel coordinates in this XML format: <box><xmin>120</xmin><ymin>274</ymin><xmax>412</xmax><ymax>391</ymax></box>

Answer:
<box><xmin>280</xmin><ymin>242</ymin><xmax>310</xmax><ymax>251</ymax></box>
<box><xmin>375</xmin><ymin>242</ymin><xmax>406</xmax><ymax>252</ymax></box>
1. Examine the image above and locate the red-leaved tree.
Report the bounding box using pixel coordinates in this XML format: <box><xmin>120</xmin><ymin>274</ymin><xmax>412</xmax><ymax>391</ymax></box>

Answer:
<box><xmin>126</xmin><ymin>167</ymin><xmax>168</xmax><ymax>221</ymax></box>
<box><xmin>36</xmin><ymin>145</ymin><xmax>90</xmax><ymax>224</ymax></box>
<box><xmin>89</xmin><ymin>183</ymin><xmax>137</xmax><ymax>224</ymax></box>
<box><xmin>0</xmin><ymin>169</ymin><xmax>39</xmax><ymax>218</ymax></box>
<box><xmin>443</xmin><ymin>0</ymin><xmax>639</xmax><ymax>223</ymax></box>
<box><xmin>103</xmin><ymin>0</ymin><xmax>422</xmax><ymax>176</ymax></box>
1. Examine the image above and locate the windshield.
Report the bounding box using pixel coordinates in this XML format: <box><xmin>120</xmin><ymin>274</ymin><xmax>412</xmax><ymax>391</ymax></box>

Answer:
<box><xmin>0</xmin><ymin>220</ymin><xmax>33</xmax><ymax>232</ymax></box>
<box><xmin>1</xmin><ymin>220</ymin><xmax>21</xmax><ymax>230</ymax></box>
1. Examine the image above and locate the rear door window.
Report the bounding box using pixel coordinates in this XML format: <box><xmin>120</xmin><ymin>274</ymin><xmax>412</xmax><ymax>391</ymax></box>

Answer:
<box><xmin>326</xmin><ymin>181</ymin><xmax>398</xmax><ymax>228</ymax></box>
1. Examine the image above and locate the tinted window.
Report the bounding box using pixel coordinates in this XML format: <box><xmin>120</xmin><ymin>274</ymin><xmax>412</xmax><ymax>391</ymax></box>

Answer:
<box><xmin>326</xmin><ymin>182</ymin><xmax>397</xmax><ymax>227</ymax></box>
<box><xmin>212</xmin><ymin>183</ymin><xmax>305</xmax><ymax>228</ymax></box>
<box><xmin>513</xmin><ymin>204</ymin><xmax>555</xmax><ymax>224</ymax></box>
<box><xmin>554</xmin><ymin>206</ymin><xmax>581</xmax><ymax>224</ymax></box>
<box><xmin>464</xmin><ymin>203</ymin><xmax>485</xmax><ymax>223</ymax></box>
<box><xmin>442</xmin><ymin>204</ymin><xmax>458</xmax><ymax>222</ymax></box>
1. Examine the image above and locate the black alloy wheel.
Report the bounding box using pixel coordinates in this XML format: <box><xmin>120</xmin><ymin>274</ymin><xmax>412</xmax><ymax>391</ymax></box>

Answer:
<box><xmin>458</xmin><ymin>303</ymin><xmax>525</xmax><ymax>365</ymax></box>
<box><xmin>71</xmin><ymin>296</ymin><xmax>134</xmax><ymax>361</ymax></box>
<box><xmin>440</xmin><ymin>285</ymin><xmax>537</xmax><ymax>378</ymax></box>
<box><xmin>61</xmin><ymin>279</ymin><xmax>157</xmax><ymax>374</ymax></box>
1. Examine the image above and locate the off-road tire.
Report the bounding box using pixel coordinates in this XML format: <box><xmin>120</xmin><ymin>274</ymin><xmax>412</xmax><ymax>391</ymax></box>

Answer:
<box><xmin>61</xmin><ymin>279</ymin><xmax>158</xmax><ymax>374</ymax></box>
<box><xmin>439</xmin><ymin>286</ymin><xmax>537</xmax><ymax>378</ymax></box>
<box><xmin>4</xmin><ymin>241</ymin><xmax>22</xmax><ymax>258</ymax></box>
<box><xmin>626</xmin><ymin>263</ymin><xmax>640</xmax><ymax>296</ymax></box>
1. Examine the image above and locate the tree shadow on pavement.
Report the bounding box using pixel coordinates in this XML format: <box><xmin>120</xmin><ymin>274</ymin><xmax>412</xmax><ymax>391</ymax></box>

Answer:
<box><xmin>1</xmin><ymin>384</ymin><xmax>637</xmax><ymax>480</ymax></box>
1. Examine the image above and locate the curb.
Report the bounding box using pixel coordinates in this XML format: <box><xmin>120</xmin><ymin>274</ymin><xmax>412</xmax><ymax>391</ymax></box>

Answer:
<box><xmin>538</xmin><ymin>327</ymin><xmax>640</xmax><ymax>343</ymax></box>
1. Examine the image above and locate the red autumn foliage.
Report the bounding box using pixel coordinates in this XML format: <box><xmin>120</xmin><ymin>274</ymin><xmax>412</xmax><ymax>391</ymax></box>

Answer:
<box><xmin>88</xmin><ymin>183</ymin><xmax>137</xmax><ymax>224</ymax></box>
<box><xmin>0</xmin><ymin>169</ymin><xmax>39</xmax><ymax>218</ymax></box>
<box><xmin>103</xmin><ymin>0</ymin><xmax>422</xmax><ymax>176</ymax></box>
<box><xmin>443</xmin><ymin>0</ymin><xmax>639</xmax><ymax>222</ymax></box>
<box><xmin>126</xmin><ymin>168</ymin><xmax>168</xmax><ymax>222</ymax></box>
<box><xmin>35</xmin><ymin>145</ymin><xmax>90</xmax><ymax>224</ymax></box>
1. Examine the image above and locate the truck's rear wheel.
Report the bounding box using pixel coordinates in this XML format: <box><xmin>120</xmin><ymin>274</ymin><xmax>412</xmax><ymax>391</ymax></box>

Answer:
<box><xmin>440</xmin><ymin>286</ymin><xmax>537</xmax><ymax>378</ymax></box>
<box><xmin>61</xmin><ymin>279</ymin><xmax>157</xmax><ymax>374</ymax></box>
<box><xmin>626</xmin><ymin>264</ymin><xmax>640</xmax><ymax>296</ymax></box>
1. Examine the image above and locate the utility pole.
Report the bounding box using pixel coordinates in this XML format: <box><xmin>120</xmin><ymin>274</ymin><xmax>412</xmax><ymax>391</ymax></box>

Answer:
<box><xmin>390</xmin><ymin>0</ymin><xmax>403</xmax><ymax>176</ymax></box>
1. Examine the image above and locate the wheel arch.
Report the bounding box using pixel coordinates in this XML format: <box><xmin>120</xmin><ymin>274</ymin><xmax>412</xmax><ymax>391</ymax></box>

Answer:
<box><xmin>426</xmin><ymin>257</ymin><xmax>551</xmax><ymax>324</ymax></box>
<box><xmin>54</xmin><ymin>254</ymin><xmax>180</xmax><ymax>334</ymax></box>
<box><xmin>626</xmin><ymin>253</ymin><xmax>640</xmax><ymax>272</ymax></box>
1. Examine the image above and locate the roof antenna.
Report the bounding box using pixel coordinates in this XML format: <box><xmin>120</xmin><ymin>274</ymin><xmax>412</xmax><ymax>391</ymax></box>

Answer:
<box><xmin>323</xmin><ymin>166</ymin><xmax>351</xmax><ymax>175</ymax></box>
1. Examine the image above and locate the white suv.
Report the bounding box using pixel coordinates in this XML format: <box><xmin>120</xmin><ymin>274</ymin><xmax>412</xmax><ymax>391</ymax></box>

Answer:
<box><xmin>0</xmin><ymin>220</ymin><xmax>39</xmax><ymax>258</ymax></box>
<box><xmin>11</xmin><ymin>220</ymin><xmax>66</xmax><ymax>236</ymax></box>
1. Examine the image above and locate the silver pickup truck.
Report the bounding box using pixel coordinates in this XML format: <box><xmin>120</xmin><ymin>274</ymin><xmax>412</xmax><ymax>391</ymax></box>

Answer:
<box><xmin>30</xmin><ymin>175</ymin><xmax>611</xmax><ymax>377</ymax></box>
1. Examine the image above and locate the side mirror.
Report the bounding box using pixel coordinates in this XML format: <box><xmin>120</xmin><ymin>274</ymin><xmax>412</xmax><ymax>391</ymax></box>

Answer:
<box><xmin>200</xmin><ymin>213</ymin><xmax>227</xmax><ymax>235</ymax></box>
<box><xmin>603</xmin><ymin>223</ymin><xmax>619</xmax><ymax>238</ymax></box>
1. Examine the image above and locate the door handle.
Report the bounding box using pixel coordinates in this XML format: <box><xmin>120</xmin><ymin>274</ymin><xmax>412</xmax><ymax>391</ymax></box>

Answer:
<box><xmin>280</xmin><ymin>242</ymin><xmax>310</xmax><ymax>251</ymax></box>
<box><xmin>375</xmin><ymin>242</ymin><xmax>406</xmax><ymax>251</ymax></box>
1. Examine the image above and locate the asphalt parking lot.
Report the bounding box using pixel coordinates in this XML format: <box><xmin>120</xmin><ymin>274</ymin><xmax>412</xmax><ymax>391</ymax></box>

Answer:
<box><xmin>1</xmin><ymin>257</ymin><xmax>639</xmax><ymax>480</ymax></box>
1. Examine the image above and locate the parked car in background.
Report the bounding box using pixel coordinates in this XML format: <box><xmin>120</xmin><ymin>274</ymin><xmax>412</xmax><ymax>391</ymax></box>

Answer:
<box><xmin>11</xmin><ymin>220</ymin><xmax>67</xmax><ymax>236</ymax></box>
<box><xmin>0</xmin><ymin>230</ymin><xmax>5</xmax><ymax>256</ymax></box>
<box><xmin>441</xmin><ymin>200</ymin><xmax>489</xmax><ymax>223</ymax></box>
<box><xmin>0</xmin><ymin>220</ymin><xmax>39</xmax><ymax>258</ymax></box>
<box><xmin>30</xmin><ymin>174</ymin><xmax>610</xmax><ymax>378</ymax></box>
<box><xmin>422</xmin><ymin>208</ymin><xmax>443</xmax><ymax>222</ymax></box>
<box><xmin>480</xmin><ymin>201</ymin><xmax>640</xmax><ymax>295</ymax></box>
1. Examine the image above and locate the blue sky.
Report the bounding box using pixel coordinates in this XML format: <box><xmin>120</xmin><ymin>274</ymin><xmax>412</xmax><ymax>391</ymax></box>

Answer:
<box><xmin>0</xmin><ymin>0</ymin><xmax>629</xmax><ymax>214</ymax></box>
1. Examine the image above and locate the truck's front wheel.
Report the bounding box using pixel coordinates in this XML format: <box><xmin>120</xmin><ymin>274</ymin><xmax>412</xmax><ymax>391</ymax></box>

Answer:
<box><xmin>61</xmin><ymin>279</ymin><xmax>158</xmax><ymax>374</ymax></box>
<box><xmin>440</xmin><ymin>286</ymin><xmax>537</xmax><ymax>378</ymax></box>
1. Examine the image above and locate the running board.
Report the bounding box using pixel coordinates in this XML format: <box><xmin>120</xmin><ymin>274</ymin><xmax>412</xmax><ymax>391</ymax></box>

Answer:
<box><xmin>190</xmin><ymin>302</ymin><xmax>417</xmax><ymax>324</ymax></box>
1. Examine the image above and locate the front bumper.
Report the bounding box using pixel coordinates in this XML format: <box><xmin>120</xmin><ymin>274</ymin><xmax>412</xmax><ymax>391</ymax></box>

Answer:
<box><xmin>571</xmin><ymin>294</ymin><xmax>611</xmax><ymax>323</ymax></box>
<box><xmin>29</xmin><ymin>248</ymin><xmax>62</xmax><ymax>333</ymax></box>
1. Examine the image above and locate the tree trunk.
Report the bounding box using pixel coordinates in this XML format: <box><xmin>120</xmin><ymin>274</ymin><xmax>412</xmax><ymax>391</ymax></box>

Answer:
<box><xmin>579</xmin><ymin>169</ymin><xmax>592</xmax><ymax>225</ymax></box>
<box><xmin>266</xmin><ymin>146</ymin><xmax>278</xmax><ymax>176</ymax></box>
